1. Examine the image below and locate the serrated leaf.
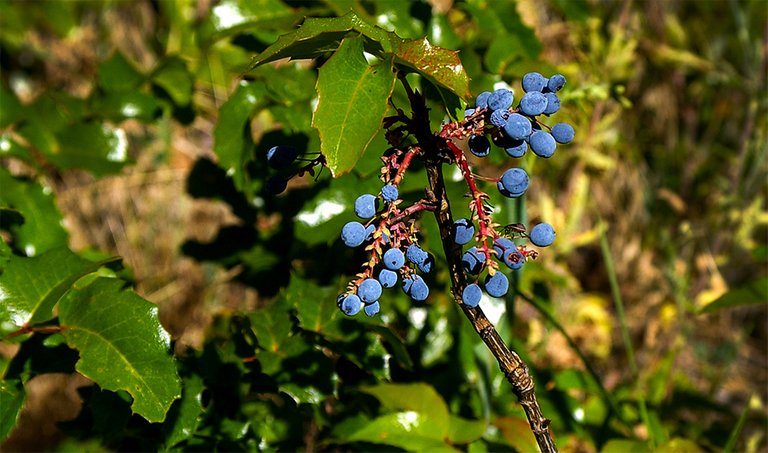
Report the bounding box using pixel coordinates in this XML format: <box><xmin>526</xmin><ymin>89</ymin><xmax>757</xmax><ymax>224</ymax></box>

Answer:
<box><xmin>59</xmin><ymin>277</ymin><xmax>181</xmax><ymax>423</ymax></box>
<box><xmin>699</xmin><ymin>277</ymin><xmax>768</xmax><ymax>314</ymax></box>
<box><xmin>249</xmin><ymin>12</ymin><xmax>396</xmax><ymax>68</ymax></box>
<box><xmin>213</xmin><ymin>80</ymin><xmax>265</xmax><ymax>191</ymax></box>
<box><xmin>0</xmin><ymin>248</ymin><xmax>118</xmax><ymax>336</ymax></box>
<box><xmin>0</xmin><ymin>167</ymin><xmax>68</xmax><ymax>255</ymax></box>
<box><xmin>249</xmin><ymin>12</ymin><xmax>470</xmax><ymax>99</ymax></box>
<box><xmin>313</xmin><ymin>35</ymin><xmax>396</xmax><ymax>176</ymax></box>
<box><xmin>393</xmin><ymin>38</ymin><xmax>470</xmax><ymax>98</ymax></box>
<box><xmin>0</xmin><ymin>379</ymin><xmax>25</xmax><ymax>442</ymax></box>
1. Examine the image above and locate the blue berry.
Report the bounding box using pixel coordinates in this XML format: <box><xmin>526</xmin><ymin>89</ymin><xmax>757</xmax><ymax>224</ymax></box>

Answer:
<box><xmin>418</xmin><ymin>253</ymin><xmax>435</xmax><ymax>273</ymax></box>
<box><xmin>504</xmin><ymin>139</ymin><xmax>528</xmax><ymax>158</ymax></box>
<box><xmin>551</xmin><ymin>123</ymin><xmax>574</xmax><ymax>144</ymax></box>
<box><xmin>475</xmin><ymin>91</ymin><xmax>492</xmax><ymax>108</ymax></box>
<box><xmin>490</xmin><ymin>109</ymin><xmax>510</xmax><ymax>127</ymax></box>
<box><xmin>452</xmin><ymin>218</ymin><xmax>475</xmax><ymax>245</ymax></box>
<box><xmin>547</xmin><ymin>74</ymin><xmax>566</xmax><ymax>92</ymax></box>
<box><xmin>493</xmin><ymin>237</ymin><xmax>515</xmax><ymax>257</ymax></box>
<box><xmin>358</xmin><ymin>278</ymin><xmax>382</xmax><ymax>303</ymax></box>
<box><xmin>354</xmin><ymin>194</ymin><xmax>378</xmax><ymax>219</ymax></box>
<box><xmin>522</xmin><ymin>72</ymin><xmax>548</xmax><ymax>93</ymax></box>
<box><xmin>381</xmin><ymin>184</ymin><xmax>399</xmax><ymax>202</ymax></box>
<box><xmin>403</xmin><ymin>275</ymin><xmax>429</xmax><ymax>301</ymax></box>
<box><xmin>484</xmin><ymin>272</ymin><xmax>509</xmax><ymax>298</ymax></box>
<box><xmin>406</xmin><ymin>244</ymin><xmax>427</xmax><ymax>265</ymax></box>
<box><xmin>364</xmin><ymin>301</ymin><xmax>380</xmax><ymax>317</ymax></box>
<box><xmin>341</xmin><ymin>221</ymin><xmax>366</xmax><ymax>247</ymax></box>
<box><xmin>266</xmin><ymin>145</ymin><xmax>299</xmax><ymax>169</ymax></box>
<box><xmin>503</xmin><ymin>248</ymin><xmax>525</xmax><ymax>270</ymax></box>
<box><xmin>464</xmin><ymin>108</ymin><xmax>475</xmax><ymax>118</ymax></box>
<box><xmin>519</xmin><ymin>91</ymin><xmax>548</xmax><ymax>116</ymax></box>
<box><xmin>487</xmin><ymin>89</ymin><xmax>514</xmax><ymax>111</ymax></box>
<box><xmin>378</xmin><ymin>269</ymin><xmax>398</xmax><ymax>288</ymax></box>
<box><xmin>469</xmin><ymin>134</ymin><xmax>490</xmax><ymax>157</ymax></box>
<box><xmin>499</xmin><ymin>168</ymin><xmax>529</xmax><ymax>197</ymax></box>
<box><xmin>461</xmin><ymin>247</ymin><xmax>486</xmax><ymax>274</ymax></box>
<box><xmin>530</xmin><ymin>223</ymin><xmax>556</xmax><ymax>247</ymax></box>
<box><xmin>529</xmin><ymin>131</ymin><xmax>557</xmax><ymax>158</ymax></box>
<box><xmin>462</xmin><ymin>283</ymin><xmax>482</xmax><ymax>307</ymax></box>
<box><xmin>266</xmin><ymin>175</ymin><xmax>287</xmax><ymax>195</ymax></box>
<box><xmin>503</xmin><ymin>113</ymin><xmax>532</xmax><ymax>140</ymax></box>
<box><xmin>340</xmin><ymin>294</ymin><xmax>362</xmax><ymax>316</ymax></box>
<box><xmin>542</xmin><ymin>93</ymin><xmax>560</xmax><ymax>115</ymax></box>
<box><xmin>383</xmin><ymin>248</ymin><xmax>405</xmax><ymax>270</ymax></box>
<box><xmin>364</xmin><ymin>224</ymin><xmax>376</xmax><ymax>241</ymax></box>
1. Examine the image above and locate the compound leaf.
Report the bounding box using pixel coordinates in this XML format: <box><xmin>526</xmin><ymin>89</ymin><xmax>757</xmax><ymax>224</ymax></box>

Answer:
<box><xmin>0</xmin><ymin>248</ymin><xmax>119</xmax><ymax>337</ymax></box>
<box><xmin>59</xmin><ymin>277</ymin><xmax>181</xmax><ymax>423</ymax></box>
<box><xmin>313</xmin><ymin>35</ymin><xmax>395</xmax><ymax>176</ymax></box>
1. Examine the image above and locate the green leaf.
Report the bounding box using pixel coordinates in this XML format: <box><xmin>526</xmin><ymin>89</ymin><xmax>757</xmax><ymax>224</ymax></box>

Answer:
<box><xmin>97</xmin><ymin>52</ymin><xmax>145</xmax><ymax>92</ymax></box>
<box><xmin>447</xmin><ymin>414</ymin><xmax>488</xmax><ymax>445</ymax></box>
<box><xmin>54</xmin><ymin>122</ymin><xmax>131</xmax><ymax>176</ymax></box>
<box><xmin>249</xmin><ymin>12</ymin><xmax>470</xmax><ymax>99</ymax></box>
<box><xmin>360</xmin><ymin>382</ymin><xmax>450</xmax><ymax>433</ymax></box>
<box><xmin>0</xmin><ymin>134</ymin><xmax>38</xmax><ymax>168</ymax></box>
<box><xmin>0</xmin><ymin>85</ymin><xmax>24</xmax><ymax>128</ymax></box>
<box><xmin>199</xmin><ymin>0</ymin><xmax>298</xmax><ymax>44</ymax></box>
<box><xmin>249</xmin><ymin>13</ymin><xmax>396</xmax><ymax>68</ymax></box>
<box><xmin>0</xmin><ymin>167</ymin><xmax>68</xmax><ymax>255</ymax></box>
<box><xmin>600</xmin><ymin>439</ymin><xmax>649</xmax><ymax>453</ymax></box>
<box><xmin>59</xmin><ymin>277</ymin><xmax>181</xmax><ymax>423</ymax></box>
<box><xmin>0</xmin><ymin>379</ymin><xmax>25</xmax><ymax>442</ymax></box>
<box><xmin>0</xmin><ymin>248</ymin><xmax>118</xmax><ymax>336</ymax></box>
<box><xmin>393</xmin><ymin>37</ymin><xmax>470</xmax><ymax>99</ymax></box>
<box><xmin>91</xmin><ymin>91</ymin><xmax>162</xmax><ymax>122</ymax></box>
<box><xmin>335</xmin><ymin>413</ymin><xmax>459</xmax><ymax>452</ymax></box>
<box><xmin>152</xmin><ymin>57</ymin><xmax>194</xmax><ymax>106</ymax></box>
<box><xmin>213</xmin><ymin>80</ymin><xmax>265</xmax><ymax>191</ymax></box>
<box><xmin>313</xmin><ymin>35</ymin><xmax>396</xmax><ymax>176</ymax></box>
<box><xmin>163</xmin><ymin>374</ymin><xmax>205</xmax><ymax>449</ymax></box>
<box><xmin>699</xmin><ymin>278</ymin><xmax>768</xmax><ymax>314</ymax></box>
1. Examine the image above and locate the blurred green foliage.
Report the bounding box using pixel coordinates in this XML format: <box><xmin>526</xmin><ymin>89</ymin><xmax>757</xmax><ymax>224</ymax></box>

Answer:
<box><xmin>0</xmin><ymin>0</ymin><xmax>766</xmax><ymax>452</ymax></box>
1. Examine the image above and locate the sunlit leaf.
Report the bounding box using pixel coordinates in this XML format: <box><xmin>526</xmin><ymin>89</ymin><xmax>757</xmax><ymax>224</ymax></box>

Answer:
<box><xmin>54</xmin><ymin>122</ymin><xmax>131</xmax><ymax>176</ymax></box>
<box><xmin>59</xmin><ymin>277</ymin><xmax>181</xmax><ymax>423</ymax></box>
<box><xmin>313</xmin><ymin>35</ymin><xmax>395</xmax><ymax>176</ymax></box>
<box><xmin>0</xmin><ymin>248</ymin><xmax>120</xmax><ymax>336</ymax></box>
<box><xmin>0</xmin><ymin>168</ymin><xmax>68</xmax><ymax>256</ymax></box>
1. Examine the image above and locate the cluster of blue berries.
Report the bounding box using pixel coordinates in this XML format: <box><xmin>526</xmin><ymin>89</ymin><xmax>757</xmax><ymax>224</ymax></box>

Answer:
<box><xmin>336</xmin><ymin>71</ymin><xmax>572</xmax><ymax>316</ymax></box>
<box><xmin>337</xmin><ymin>180</ymin><xmax>437</xmax><ymax>317</ymax></box>
<box><xmin>453</xmin><ymin>72</ymin><xmax>572</xmax><ymax>307</ymax></box>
